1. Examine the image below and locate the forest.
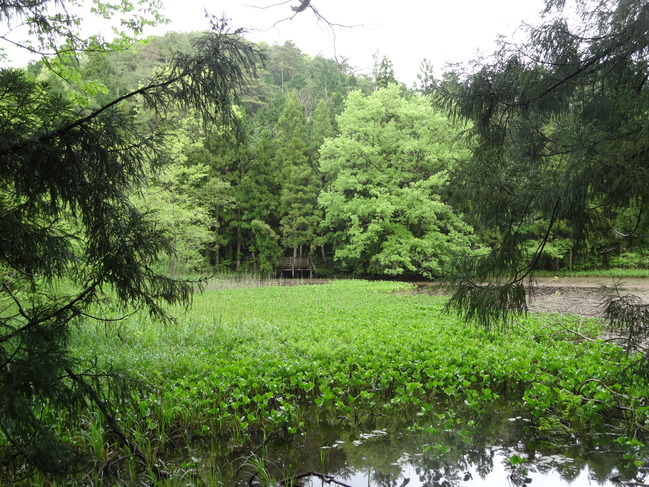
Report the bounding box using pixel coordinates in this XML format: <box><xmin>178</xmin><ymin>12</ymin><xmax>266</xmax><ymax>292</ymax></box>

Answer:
<box><xmin>47</xmin><ymin>32</ymin><xmax>479</xmax><ymax>280</ymax></box>
<box><xmin>2</xmin><ymin>0</ymin><xmax>649</xmax><ymax>485</ymax></box>
<box><xmin>30</xmin><ymin>31</ymin><xmax>643</xmax><ymax>280</ymax></box>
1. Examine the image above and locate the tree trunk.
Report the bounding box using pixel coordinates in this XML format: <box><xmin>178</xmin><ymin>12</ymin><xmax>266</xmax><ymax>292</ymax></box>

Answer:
<box><xmin>236</xmin><ymin>224</ymin><xmax>242</xmax><ymax>271</ymax></box>
<box><xmin>211</xmin><ymin>207</ymin><xmax>220</xmax><ymax>268</ymax></box>
<box><xmin>236</xmin><ymin>207</ymin><xmax>243</xmax><ymax>271</ymax></box>
<box><xmin>293</xmin><ymin>246</ymin><xmax>297</xmax><ymax>277</ymax></box>
<box><xmin>171</xmin><ymin>195</ymin><xmax>177</xmax><ymax>278</ymax></box>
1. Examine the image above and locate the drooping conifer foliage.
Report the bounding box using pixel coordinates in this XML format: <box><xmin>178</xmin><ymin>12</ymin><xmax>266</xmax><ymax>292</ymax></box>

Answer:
<box><xmin>441</xmin><ymin>0</ymin><xmax>648</xmax><ymax>330</ymax></box>
<box><xmin>0</xmin><ymin>1</ymin><xmax>262</xmax><ymax>475</ymax></box>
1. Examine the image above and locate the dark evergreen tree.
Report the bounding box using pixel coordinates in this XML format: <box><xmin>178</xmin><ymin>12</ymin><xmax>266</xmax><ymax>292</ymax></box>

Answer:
<box><xmin>0</xmin><ymin>2</ymin><xmax>262</xmax><ymax>475</ymax></box>
<box><xmin>267</xmin><ymin>41</ymin><xmax>307</xmax><ymax>92</ymax></box>
<box><xmin>275</xmin><ymin>91</ymin><xmax>320</xmax><ymax>256</ymax></box>
<box><xmin>250</xmin><ymin>219</ymin><xmax>283</xmax><ymax>275</ymax></box>
<box><xmin>309</xmin><ymin>99</ymin><xmax>335</xmax><ymax>159</ymax></box>
<box><xmin>373</xmin><ymin>54</ymin><xmax>398</xmax><ymax>89</ymax></box>
<box><xmin>241</xmin><ymin>128</ymin><xmax>282</xmax><ymax>235</ymax></box>
<box><xmin>306</xmin><ymin>55</ymin><xmax>351</xmax><ymax>114</ymax></box>
<box><xmin>440</xmin><ymin>0</ymin><xmax>649</xmax><ymax>333</ymax></box>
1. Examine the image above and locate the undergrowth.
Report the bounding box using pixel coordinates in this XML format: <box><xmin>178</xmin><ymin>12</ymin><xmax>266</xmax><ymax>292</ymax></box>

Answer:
<box><xmin>15</xmin><ymin>280</ymin><xmax>649</xmax><ymax>484</ymax></box>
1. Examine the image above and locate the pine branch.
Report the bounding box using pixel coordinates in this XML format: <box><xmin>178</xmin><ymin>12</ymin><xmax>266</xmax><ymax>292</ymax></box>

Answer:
<box><xmin>64</xmin><ymin>367</ymin><xmax>166</xmax><ymax>480</ymax></box>
<box><xmin>513</xmin><ymin>197</ymin><xmax>561</xmax><ymax>283</ymax></box>
<box><xmin>0</xmin><ymin>275</ymin><xmax>102</xmax><ymax>345</ymax></box>
<box><xmin>0</xmin><ymin>76</ymin><xmax>181</xmax><ymax>159</ymax></box>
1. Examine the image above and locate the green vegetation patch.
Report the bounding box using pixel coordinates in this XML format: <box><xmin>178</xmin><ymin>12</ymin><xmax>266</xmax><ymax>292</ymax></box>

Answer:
<box><xmin>71</xmin><ymin>280</ymin><xmax>646</xmax><ymax>475</ymax></box>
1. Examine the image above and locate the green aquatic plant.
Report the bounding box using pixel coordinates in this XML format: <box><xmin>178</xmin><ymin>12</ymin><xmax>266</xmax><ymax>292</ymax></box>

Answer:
<box><xmin>28</xmin><ymin>279</ymin><xmax>646</xmax><ymax>484</ymax></box>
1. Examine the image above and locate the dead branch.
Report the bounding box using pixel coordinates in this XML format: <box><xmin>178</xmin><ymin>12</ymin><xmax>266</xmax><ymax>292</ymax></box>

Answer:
<box><xmin>279</xmin><ymin>471</ymin><xmax>353</xmax><ymax>487</ymax></box>
<box><xmin>291</xmin><ymin>0</ymin><xmax>310</xmax><ymax>13</ymax></box>
<box><xmin>551</xmin><ymin>319</ymin><xmax>598</xmax><ymax>342</ymax></box>
<box><xmin>65</xmin><ymin>367</ymin><xmax>166</xmax><ymax>480</ymax></box>
<box><xmin>248</xmin><ymin>0</ymin><xmax>362</xmax><ymax>64</ymax></box>
<box><xmin>244</xmin><ymin>0</ymin><xmax>292</xmax><ymax>9</ymax></box>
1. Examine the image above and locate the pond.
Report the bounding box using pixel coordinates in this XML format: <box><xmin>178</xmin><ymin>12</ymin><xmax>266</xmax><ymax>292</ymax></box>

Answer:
<box><xmin>230</xmin><ymin>406</ymin><xmax>646</xmax><ymax>487</ymax></box>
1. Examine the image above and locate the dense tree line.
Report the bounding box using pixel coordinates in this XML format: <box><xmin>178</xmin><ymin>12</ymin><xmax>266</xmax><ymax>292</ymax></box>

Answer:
<box><xmin>67</xmin><ymin>30</ymin><xmax>648</xmax><ymax>279</ymax></box>
<box><xmin>72</xmin><ymin>33</ymin><xmax>477</xmax><ymax>278</ymax></box>
<box><xmin>68</xmin><ymin>29</ymin><xmax>647</xmax><ymax>277</ymax></box>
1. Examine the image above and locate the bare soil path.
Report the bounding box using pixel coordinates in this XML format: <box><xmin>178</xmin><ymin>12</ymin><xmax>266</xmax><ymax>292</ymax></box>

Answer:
<box><xmin>524</xmin><ymin>276</ymin><xmax>649</xmax><ymax>317</ymax></box>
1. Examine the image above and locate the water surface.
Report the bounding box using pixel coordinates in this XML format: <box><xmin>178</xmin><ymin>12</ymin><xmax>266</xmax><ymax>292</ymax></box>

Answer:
<box><xmin>236</xmin><ymin>407</ymin><xmax>645</xmax><ymax>487</ymax></box>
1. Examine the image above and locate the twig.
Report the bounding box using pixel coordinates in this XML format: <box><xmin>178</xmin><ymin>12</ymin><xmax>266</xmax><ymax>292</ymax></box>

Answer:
<box><xmin>244</xmin><ymin>0</ymin><xmax>292</xmax><ymax>9</ymax></box>
<box><xmin>576</xmin><ymin>378</ymin><xmax>629</xmax><ymax>411</ymax></box>
<box><xmin>551</xmin><ymin>320</ymin><xmax>597</xmax><ymax>342</ymax></box>
<box><xmin>65</xmin><ymin>367</ymin><xmax>166</xmax><ymax>480</ymax></box>
<box><xmin>280</xmin><ymin>471</ymin><xmax>353</xmax><ymax>487</ymax></box>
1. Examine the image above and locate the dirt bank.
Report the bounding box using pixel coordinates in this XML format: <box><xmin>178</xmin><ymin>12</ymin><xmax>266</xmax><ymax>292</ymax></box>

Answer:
<box><xmin>527</xmin><ymin>276</ymin><xmax>649</xmax><ymax>317</ymax></box>
<box><xmin>410</xmin><ymin>276</ymin><xmax>649</xmax><ymax>318</ymax></box>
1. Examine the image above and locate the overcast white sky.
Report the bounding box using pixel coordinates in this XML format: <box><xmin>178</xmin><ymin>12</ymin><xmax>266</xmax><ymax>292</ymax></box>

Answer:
<box><xmin>152</xmin><ymin>0</ymin><xmax>548</xmax><ymax>84</ymax></box>
<box><xmin>1</xmin><ymin>0</ymin><xmax>548</xmax><ymax>85</ymax></box>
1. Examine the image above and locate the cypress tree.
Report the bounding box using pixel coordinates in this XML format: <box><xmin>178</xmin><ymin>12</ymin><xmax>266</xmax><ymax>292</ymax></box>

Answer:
<box><xmin>276</xmin><ymin>91</ymin><xmax>320</xmax><ymax>256</ymax></box>
<box><xmin>0</xmin><ymin>3</ymin><xmax>262</xmax><ymax>475</ymax></box>
<box><xmin>440</xmin><ymin>0</ymin><xmax>649</xmax><ymax>334</ymax></box>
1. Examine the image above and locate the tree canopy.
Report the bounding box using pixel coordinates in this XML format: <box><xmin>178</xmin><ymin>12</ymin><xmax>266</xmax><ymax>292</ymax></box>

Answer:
<box><xmin>0</xmin><ymin>1</ymin><xmax>262</xmax><ymax>474</ymax></box>
<box><xmin>319</xmin><ymin>85</ymin><xmax>476</xmax><ymax>277</ymax></box>
<box><xmin>439</xmin><ymin>0</ymin><xmax>649</xmax><ymax>328</ymax></box>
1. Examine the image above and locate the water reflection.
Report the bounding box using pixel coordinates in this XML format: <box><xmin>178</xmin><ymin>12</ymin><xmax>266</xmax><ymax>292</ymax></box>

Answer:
<box><xmin>238</xmin><ymin>407</ymin><xmax>646</xmax><ymax>487</ymax></box>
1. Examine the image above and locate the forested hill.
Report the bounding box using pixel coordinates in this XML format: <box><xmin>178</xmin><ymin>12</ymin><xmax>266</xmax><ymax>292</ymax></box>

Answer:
<box><xmin>29</xmin><ymin>31</ymin><xmax>644</xmax><ymax>278</ymax></box>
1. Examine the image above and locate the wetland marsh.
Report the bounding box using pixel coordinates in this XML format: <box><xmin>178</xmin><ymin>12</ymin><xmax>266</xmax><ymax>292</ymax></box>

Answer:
<box><xmin>58</xmin><ymin>279</ymin><xmax>649</xmax><ymax>485</ymax></box>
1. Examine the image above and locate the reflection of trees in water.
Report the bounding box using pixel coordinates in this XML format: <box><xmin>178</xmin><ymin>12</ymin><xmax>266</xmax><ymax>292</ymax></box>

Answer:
<box><xmin>526</xmin><ymin>442</ymin><xmax>641</xmax><ymax>485</ymax></box>
<box><xmin>370</xmin><ymin>471</ymin><xmax>400</xmax><ymax>487</ymax></box>
<box><xmin>409</xmin><ymin>443</ymin><xmax>495</xmax><ymax>487</ymax></box>
<box><xmin>246</xmin><ymin>408</ymin><xmax>641</xmax><ymax>486</ymax></box>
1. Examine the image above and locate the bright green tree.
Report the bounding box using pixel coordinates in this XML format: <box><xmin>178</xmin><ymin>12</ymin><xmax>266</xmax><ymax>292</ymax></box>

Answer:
<box><xmin>319</xmin><ymin>85</ymin><xmax>476</xmax><ymax>277</ymax></box>
<box><xmin>0</xmin><ymin>2</ymin><xmax>262</xmax><ymax>475</ymax></box>
<box><xmin>250</xmin><ymin>219</ymin><xmax>283</xmax><ymax>275</ymax></box>
<box><xmin>136</xmin><ymin>121</ymin><xmax>213</xmax><ymax>276</ymax></box>
<box><xmin>440</xmin><ymin>0</ymin><xmax>649</xmax><ymax>331</ymax></box>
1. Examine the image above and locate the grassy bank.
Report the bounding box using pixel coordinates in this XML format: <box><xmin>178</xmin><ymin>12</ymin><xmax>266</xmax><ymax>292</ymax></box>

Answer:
<box><xmin>29</xmin><ymin>280</ymin><xmax>648</xmax><ymax>483</ymax></box>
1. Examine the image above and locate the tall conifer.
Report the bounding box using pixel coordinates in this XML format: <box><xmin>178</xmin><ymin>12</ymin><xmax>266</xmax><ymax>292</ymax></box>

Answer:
<box><xmin>0</xmin><ymin>2</ymin><xmax>262</xmax><ymax>474</ymax></box>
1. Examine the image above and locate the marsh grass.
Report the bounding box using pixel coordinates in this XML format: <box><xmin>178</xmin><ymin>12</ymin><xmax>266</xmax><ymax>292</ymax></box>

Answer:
<box><xmin>204</xmin><ymin>271</ymin><xmax>329</xmax><ymax>290</ymax></box>
<box><xmin>24</xmin><ymin>280</ymin><xmax>649</xmax><ymax>484</ymax></box>
<box><xmin>204</xmin><ymin>272</ymin><xmax>276</xmax><ymax>290</ymax></box>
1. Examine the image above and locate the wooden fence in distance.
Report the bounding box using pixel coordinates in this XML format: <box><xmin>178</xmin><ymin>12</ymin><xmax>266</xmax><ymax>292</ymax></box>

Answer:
<box><xmin>277</xmin><ymin>257</ymin><xmax>315</xmax><ymax>278</ymax></box>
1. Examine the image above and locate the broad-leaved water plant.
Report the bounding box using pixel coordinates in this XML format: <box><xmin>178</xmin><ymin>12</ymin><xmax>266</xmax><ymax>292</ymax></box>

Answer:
<box><xmin>63</xmin><ymin>280</ymin><xmax>648</xmax><ymax>483</ymax></box>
